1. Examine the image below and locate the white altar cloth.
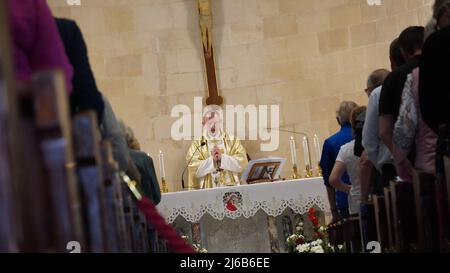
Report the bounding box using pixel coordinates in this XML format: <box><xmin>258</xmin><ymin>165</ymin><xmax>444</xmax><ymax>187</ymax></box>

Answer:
<box><xmin>157</xmin><ymin>177</ymin><xmax>330</xmax><ymax>223</ymax></box>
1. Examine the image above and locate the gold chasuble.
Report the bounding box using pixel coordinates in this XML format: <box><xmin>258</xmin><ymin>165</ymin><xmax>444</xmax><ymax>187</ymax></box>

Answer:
<box><xmin>186</xmin><ymin>131</ymin><xmax>248</xmax><ymax>190</ymax></box>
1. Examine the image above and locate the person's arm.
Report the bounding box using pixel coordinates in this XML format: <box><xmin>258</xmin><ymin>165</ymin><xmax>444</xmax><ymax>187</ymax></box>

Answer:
<box><xmin>392</xmin><ymin>74</ymin><xmax>417</xmax><ymax>181</ymax></box>
<box><xmin>100</xmin><ymin>96</ymin><xmax>129</xmax><ymax>172</ymax></box>
<box><xmin>329</xmin><ymin>161</ymin><xmax>351</xmax><ymax>194</ymax></box>
<box><xmin>320</xmin><ymin>140</ymin><xmax>339</xmax><ymax>221</ymax></box>
<box><xmin>392</xmin><ymin>74</ymin><xmax>417</xmax><ymax>164</ymax></box>
<box><xmin>379</xmin><ymin>115</ymin><xmax>396</xmax><ymax>154</ymax></box>
<box><xmin>142</xmin><ymin>155</ymin><xmax>162</xmax><ymax>205</ymax></box>
<box><xmin>359</xmin><ymin>151</ymin><xmax>372</xmax><ymax>203</ymax></box>
<box><xmin>196</xmin><ymin>157</ymin><xmax>216</xmax><ymax>177</ymax></box>
<box><xmin>362</xmin><ymin>90</ymin><xmax>380</xmax><ymax>166</ymax></box>
<box><xmin>66</xmin><ymin>20</ymin><xmax>105</xmax><ymax>122</ymax></box>
<box><xmin>320</xmin><ymin>140</ymin><xmax>333</xmax><ymax>187</ymax></box>
<box><xmin>326</xmin><ymin>186</ymin><xmax>339</xmax><ymax>223</ymax></box>
<box><xmin>220</xmin><ymin>154</ymin><xmax>243</xmax><ymax>173</ymax></box>
<box><xmin>127</xmin><ymin>157</ymin><xmax>141</xmax><ymax>183</ymax></box>
<box><xmin>30</xmin><ymin>0</ymin><xmax>73</xmax><ymax>91</ymax></box>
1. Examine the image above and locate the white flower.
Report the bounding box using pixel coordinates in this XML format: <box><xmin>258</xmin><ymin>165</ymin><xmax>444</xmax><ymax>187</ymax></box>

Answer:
<box><xmin>310</xmin><ymin>239</ymin><xmax>322</xmax><ymax>247</ymax></box>
<box><xmin>287</xmin><ymin>234</ymin><xmax>298</xmax><ymax>243</ymax></box>
<box><xmin>296</xmin><ymin>226</ymin><xmax>302</xmax><ymax>231</ymax></box>
<box><xmin>319</xmin><ymin>226</ymin><xmax>325</xmax><ymax>232</ymax></box>
<box><xmin>310</xmin><ymin>245</ymin><xmax>325</xmax><ymax>253</ymax></box>
<box><xmin>296</xmin><ymin>243</ymin><xmax>311</xmax><ymax>253</ymax></box>
<box><xmin>338</xmin><ymin>245</ymin><xmax>344</xmax><ymax>251</ymax></box>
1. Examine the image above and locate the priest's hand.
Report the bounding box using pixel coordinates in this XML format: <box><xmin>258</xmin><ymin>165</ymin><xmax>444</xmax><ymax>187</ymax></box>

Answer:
<box><xmin>212</xmin><ymin>145</ymin><xmax>222</xmax><ymax>163</ymax></box>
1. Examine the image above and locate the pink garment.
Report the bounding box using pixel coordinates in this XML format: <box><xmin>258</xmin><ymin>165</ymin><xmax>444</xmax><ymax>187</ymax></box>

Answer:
<box><xmin>7</xmin><ymin>0</ymin><xmax>73</xmax><ymax>92</ymax></box>
<box><xmin>412</xmin><ymin>68</ymin><xmax>438</xmax><ymax>175</ymax></box>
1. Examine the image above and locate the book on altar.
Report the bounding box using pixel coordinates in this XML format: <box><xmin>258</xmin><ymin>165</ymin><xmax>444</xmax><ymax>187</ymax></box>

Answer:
<box><xmin>240</xmin><ymin>157</ymin><xmax>286</xmax><ymax>184</ymax></box>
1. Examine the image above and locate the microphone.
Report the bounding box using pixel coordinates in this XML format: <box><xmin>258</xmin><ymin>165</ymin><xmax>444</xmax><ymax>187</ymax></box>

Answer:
<box><xmin>181</xmin><ymin>139</ymin><xmax>207</xmax><ymax>190</ymax></box>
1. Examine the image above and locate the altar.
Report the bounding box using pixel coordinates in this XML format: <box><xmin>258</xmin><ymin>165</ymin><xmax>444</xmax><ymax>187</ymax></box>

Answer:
<box><xmin>157</xmin><ymin>177</ymin><xmax>330</xmax><ymax>253</ymax></box>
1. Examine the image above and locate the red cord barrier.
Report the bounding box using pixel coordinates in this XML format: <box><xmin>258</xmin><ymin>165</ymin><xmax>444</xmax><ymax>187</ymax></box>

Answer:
<box><xmin>137</xmin><ymin>197</ymin><xmax>195</xmax><ymax>253</ymax></box>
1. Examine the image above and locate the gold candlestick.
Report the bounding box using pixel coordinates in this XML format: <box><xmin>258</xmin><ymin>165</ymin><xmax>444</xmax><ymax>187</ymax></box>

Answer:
<box><xmin>291</xmin><ymin>163</ymin><xmax>301</xmax><ymax>179</ymax></box>
<box><xmin>313</xmin><ymin>134</ymin><xmax>322</xmax><ymax>177</ymax></box>
<box><xmin>316</xmin><ymin>164</ymin><xmax>322</xmax><ymax>177</ymax></box>
<box><xmin>161</xmin><ymin>177</ymin><xmax>169</xmax><ymax>193</ymax></box>
<box><xmin>302</xmin><ymin>136</ymin><xmax>314</xmax><ymax>178</ymax></box>
<box><xmin>305</xmin><ymin>164</ymin><xmax>313</xmax><ymax>178</ymax></box>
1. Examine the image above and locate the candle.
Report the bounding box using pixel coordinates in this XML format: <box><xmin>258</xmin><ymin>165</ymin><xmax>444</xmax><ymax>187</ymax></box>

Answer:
<box><xmin>289</xmin><ymin>136</ymin><xmax>298</xmax><ymax>165</ymax></box>
<box><xmin>313</xmin><ymin>134</ymin><xmax>321</xmax><ymax>164</ymax></box>
<box><xmin>302</xmin><ymin>136</ymin><xmax>311</xmax><ymax>167</ymax></box>
<box><xmin>158</xmin><ymin>150</ymin><xmax>166</xmax><ymax>178</ymax></box>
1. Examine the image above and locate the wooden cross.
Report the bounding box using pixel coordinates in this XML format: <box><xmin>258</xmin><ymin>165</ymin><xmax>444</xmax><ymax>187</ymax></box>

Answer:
<box><xmin>198</xmin><ymin>0</ymin><xmax>223</xmax><ymax>106</ymax></box>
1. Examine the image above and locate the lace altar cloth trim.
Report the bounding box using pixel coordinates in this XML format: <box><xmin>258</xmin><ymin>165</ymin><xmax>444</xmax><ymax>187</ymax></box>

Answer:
<box><xmin>157</xmin><ymin>177</ymin><xmax>330</xmax><ymax>223</ymax></box>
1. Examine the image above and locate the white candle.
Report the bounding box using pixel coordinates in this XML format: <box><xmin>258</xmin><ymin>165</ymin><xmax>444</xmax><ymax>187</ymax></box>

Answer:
<box><xmin>158</xmin><ymin>150</ymin><xmax>166</xmax><ymax>178</ymax></box>
<box><xmin>289</xmin><ymin>136</ymin><xmax>298</xmax><ymax>165</ymax></box>
<box><xmin>313</xmin><ymin>134</ymin><xmax>321</xmax><ymax>164</ymax></box>
<box><xmin>302</xmin><ymin>136</ymin><xmax>311</xmax><ymax>167</ymax></box>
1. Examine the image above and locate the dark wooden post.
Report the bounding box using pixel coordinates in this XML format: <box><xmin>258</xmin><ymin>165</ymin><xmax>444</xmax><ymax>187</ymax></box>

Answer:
<box><xmin>383</xmin><ymin>187</ymin><xmax>396</xmax><ymax>252</ymax></box>
<box><xmin>0</xmin><ymin>0</ymin><xmax>20</xmax><ymax>252</ymax></box>
<box><xmin>72</xmin><ymin>112</ymin><xmax>108</xmax><ymax>253</ymax></box>
<box><xmin>373</xmin><ymin>195</ymin><xmax>389</xmax><ymax>252</ymax></box>
<box><xmin>32</xmin><ymin>71</ymin><xmax>85</xmax><ymax>252</ymax></box>
<box><xmin>412</xmin><ymin>171</ymin><xmax>439</xmax><ymax>252</ymax></box>
<box><xmin>100</xmin><ymin>141</ymin><xmax>121</xmax><ymax>253</ymax></box>
<box><xmin>390</xmin><ymin>181</ymin><xmax>417</xmax><ymax>252</ymax></box>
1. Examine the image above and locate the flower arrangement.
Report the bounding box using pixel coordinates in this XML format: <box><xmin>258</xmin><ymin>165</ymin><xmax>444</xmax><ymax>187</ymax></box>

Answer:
<box><xmin>286</xmin><ymin>207</ymin><xmax>344</xmax><ymax>253</ymax></box>
<box><xmin>181</xmin><ymin>235</ymin><xmax>208</xmax><ymax>253</ymax></box>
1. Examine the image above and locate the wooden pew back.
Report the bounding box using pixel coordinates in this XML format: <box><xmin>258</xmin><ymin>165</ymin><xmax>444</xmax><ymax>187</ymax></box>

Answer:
<box><xmin>373</xmin><ymin>195</ymin><xmax>389</xmax><ymax>252</ymax></box>
<box><xmin>72</xmin><ymin>112</ymin><xmax>108</xmax><ymax>253</ymax></box>
<box><xmin>412</xmin><ymin>171</ymin><xmax>438</xmax><ymax>252</ymax></box>
<box><xmin>0</xmin><ymin>0</ymin><xmax>20</xmax><ymax>252</ymax></box>
<box><xmin>32</xmin><ymin>71</ymin><xmax>85</xmax><ymax>252</ymax></box>
<box><xmin>390</xmin><ymin>180</ymin><xmax>417</xmax><ymax>252</ymax></box>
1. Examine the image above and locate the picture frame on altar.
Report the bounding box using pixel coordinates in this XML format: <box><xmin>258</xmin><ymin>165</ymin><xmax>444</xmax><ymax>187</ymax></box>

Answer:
<box><xmin>240</xmin><ymin>157</ymin><xmax>286</xmax><ymax>184</ymax></box>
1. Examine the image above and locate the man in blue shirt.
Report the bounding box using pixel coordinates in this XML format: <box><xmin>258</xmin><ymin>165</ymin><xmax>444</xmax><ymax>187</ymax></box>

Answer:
<box><xmin>320</xmin><ymin>101</ymin><xmax>358</xmax><ymax>222</ymax></box>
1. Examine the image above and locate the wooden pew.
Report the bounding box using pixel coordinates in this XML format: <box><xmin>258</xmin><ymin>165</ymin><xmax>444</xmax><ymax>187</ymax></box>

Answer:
<box><xmin>383</xmin><ymin>187</ymin><xmax>396</xmax><ymax>252</ymax></box>
<box><xmin>100</xmin><ymin>143</ymin><xmax>131</xmax><ymax>253</ymax></box>
<box><xmin>444</xmin><ymin>156</ymin><xmax>450</xmax><ymax>250</ymax></box>
<box><xmin>359</xmin><ymin>202</ymin><xmax>377</xmax><ymax>252</ymax></box>
<box><xmin>373</xmin><ymin>195</ymin><xmax>389</xmax><ymax>252</ymax></box>
<box><xmin>32</xmin><ymin>71</ymin><xmax>86</xmax><ymax>252</ymax></box>
<box><xmin>121</xmin><ymin>181</ymin><xmax>137</xmax><ymax>252</ymax></box>
<box><xmin>72</xmin><ymin>112</ymin><xmax>108</xmax><ymax>253</ymax></box>
<box><xmin>113</xmin><ymin>175</ymin><xmax>131</xmax><ymax>253</ymax></box>
<box><xmin>412</xmin><ymin>171</ymin><xmax>439</xmax><ymax>252</ymax></box>
<box><xmin>131</xmin><ymin>197</ymin><xmax>144</xmax><ymax>253</ymax></box>
<box><xmin>390</xmin><ymin>180</ymin><xmax>417</xmax><ymax>252</ymax></box>
<box><xmin>139</xmin><ymin>212</ymin><xmax>150</xmax><ymax>253</ymax></box>
<box><xmin>100</xmin><ymin>141</ymin><xmax>121</xmax><ymax>253</ymax></box>
<box><xmin>343</xmin><ymin>216</ymin><xmax>361</xmax><ymax>253</ymax></box>
<box><xmin>328</xmin><ymin>221</ymin><xmax>344</xmax><ymax>250</ymax></box>
<box><xmin>0</xmin><ymin>0</ymin><xmax>20</xmax><ymax>252</ymax></box>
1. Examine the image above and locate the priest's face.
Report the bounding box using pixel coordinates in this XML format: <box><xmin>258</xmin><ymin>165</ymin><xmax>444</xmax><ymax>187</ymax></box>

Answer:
<box><xmin>203</xmin><ymin>111</ymin><xmax>222</xmax><ymax>136</ymax></box>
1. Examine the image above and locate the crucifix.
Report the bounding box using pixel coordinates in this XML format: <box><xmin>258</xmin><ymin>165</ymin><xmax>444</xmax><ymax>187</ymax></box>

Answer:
<box><xmin>197</xmin><ymin>0</ymin><xmax>223</xmax><ymax>106</ymax></box>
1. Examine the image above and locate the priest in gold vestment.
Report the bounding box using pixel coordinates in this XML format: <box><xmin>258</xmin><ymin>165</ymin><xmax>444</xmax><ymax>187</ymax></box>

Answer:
<box><xmin>186</xmin><ymin>106</ymin><xmax>248</xmax><ymax>190</ymax></box>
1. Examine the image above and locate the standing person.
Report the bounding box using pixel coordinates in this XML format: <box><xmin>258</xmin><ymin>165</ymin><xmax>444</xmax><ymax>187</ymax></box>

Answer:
<box><xmin>360</xmin><ymin>69</ymin><xmax>390</xmax><ymax>200</ymax></box>
<box><xmin>124</xmin><ymin>126</ymin><xmax>161</xmax><ymax>253</ymax></box>
<box><xmin>7</xmin><ymin>0</ymin><xmax>73</xmax><ymax>91</ymax></box>
<box><xmin>55</xmin><ymin>18</ymin><xmax>105</xmax><ymax>123</ymax></box>
<box><xmin>418</xmin><ymin>0</ymin><xmax>450</xmax><ymax>250</ymax></box>
<box><xmin>330</xmin><ymin>106</ymin><xmax>367</xmax><ymax>215</ymax></box>
<box><xmin>379</xmin><ymin>26</ymin><xmax>424</xmax><ymax>153</ymax></box>
<box><xmin>420</xmin><ymin>1</ymin><xmax>450</xmax><ymax>134</ymax></box>
<box><xmin>320</xmin><ymin>101</ymin><xmax>358</xmax><ymax>222</ymax></box>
